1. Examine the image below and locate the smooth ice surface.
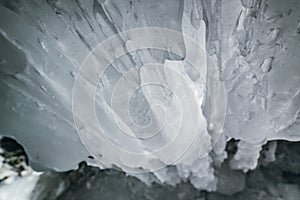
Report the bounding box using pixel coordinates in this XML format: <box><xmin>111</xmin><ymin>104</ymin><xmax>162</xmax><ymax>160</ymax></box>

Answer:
<box><xmin>0</xmin><ymin>0</ymin><xmax>300</xmax><ymax>191</ymax></box>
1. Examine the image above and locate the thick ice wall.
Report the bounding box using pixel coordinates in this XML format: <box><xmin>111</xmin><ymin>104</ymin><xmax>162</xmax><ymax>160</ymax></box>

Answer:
<box><xmin>0</xmin><ymin>6</ymin><xmax>90</xmax><ymax>171</ymax></box>
<box><xmin>0</xmin><ymin>0</ymin><xmax>185</xmax><ymax>170</ymax></box>
<box><xmin>0</xmin><ymin>0</ymin><xmax>300</xmax><ymax>190</ymax></box>
<box><xmin>211</xmin><ymin>0</ymin><xmax>300</xmax><ymax>171</ymax></box>
<box><xmin>219</xmin><ymin>0</ymin><xmax>300</xmax><ymax>142</ymax></box>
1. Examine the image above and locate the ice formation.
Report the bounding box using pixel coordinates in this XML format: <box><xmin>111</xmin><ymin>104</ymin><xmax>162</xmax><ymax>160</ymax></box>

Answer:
<box><xmin>0</xmin><ymin>0</ymin><xmax>300</xmax><ymax>191</ymax></box>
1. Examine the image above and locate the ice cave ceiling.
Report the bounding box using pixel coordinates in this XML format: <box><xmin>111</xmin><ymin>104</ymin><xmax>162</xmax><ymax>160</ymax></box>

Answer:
<box><xmin>0</xmin><ymin>0</ymin><xmax>299</xmax><ymax>191</ymax></box>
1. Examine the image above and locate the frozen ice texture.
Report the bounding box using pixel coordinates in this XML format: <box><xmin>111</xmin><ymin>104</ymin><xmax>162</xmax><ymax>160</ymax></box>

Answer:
<box><xmin>0</xmin><ymin>0</ymin><xmax>299</xmax><ymax>191</ymax></box>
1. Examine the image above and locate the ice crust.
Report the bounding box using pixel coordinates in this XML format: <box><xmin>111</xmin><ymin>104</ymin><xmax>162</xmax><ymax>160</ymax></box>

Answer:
<box><xmin>0</xmin><ymin>0</ymin><xmax>300</xmax><ymax>191</ymax></box>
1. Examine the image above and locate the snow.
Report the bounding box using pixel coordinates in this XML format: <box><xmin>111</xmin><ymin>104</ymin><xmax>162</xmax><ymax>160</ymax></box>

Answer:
<box><xmin>0</xmin><ymin>173</ymin><xmax>40</xmax><ymax>200</ymax></box>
